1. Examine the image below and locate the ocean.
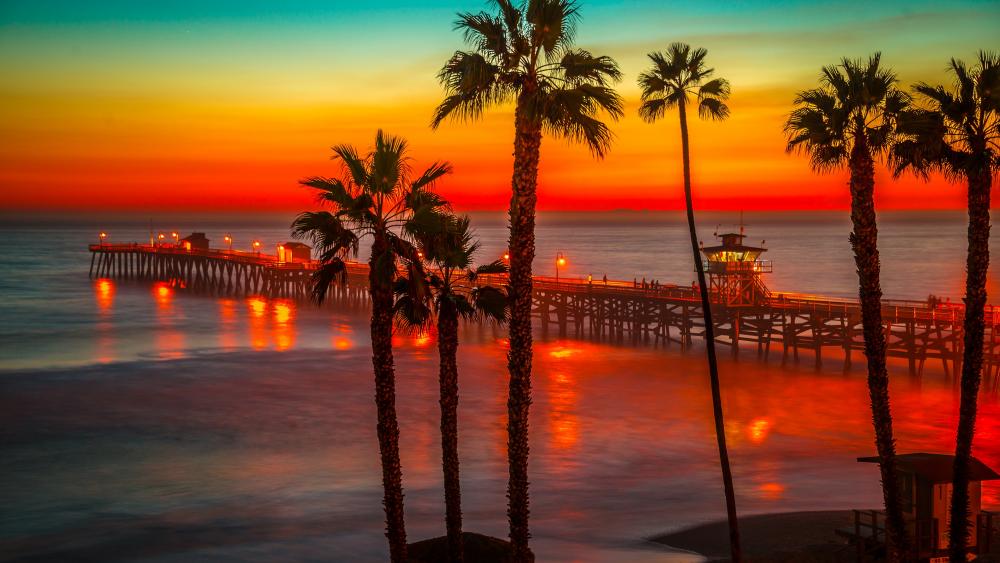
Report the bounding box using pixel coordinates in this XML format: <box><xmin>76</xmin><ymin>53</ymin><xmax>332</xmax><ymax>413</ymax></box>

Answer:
<box><xmin>1</xmin><ymin>211</ymin><xmax>998</xmax><ymax>562</ymax></box>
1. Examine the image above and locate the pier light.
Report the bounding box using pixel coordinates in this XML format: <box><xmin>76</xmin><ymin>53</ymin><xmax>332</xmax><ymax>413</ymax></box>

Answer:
<box><xmin>503</xmin><ymin>252</ymin><xmax>510</xmax><ymax>262</ymax></box>
<box><xmin>99</xmin><ymin>232</ymin><xmax>107</xmax><ymax>245</ymax></box>
<box><xmin>171</xmin><ymin>232</ymin><xmax>179</xmax><ymax>245</ymax></box>
<box><xmin>224</xmin><ymin>234</ymin><xmax>233</xmax><ymax>251</ymax></box>
<box><xmin>417</xmin><ymin>250</ymin><xmax>424</xmax><ymax>259</ymax></box>
<box><xmin>252</xmin><ymin>240</ymin><xmax>261</xmax><ymax>255</ymax></box>
<box><xmin>555</xmin><ymin>252</ymin><xmax>566</xmax><ymax>282</ymax></box>
<box><xmin>157</xmin><ymin>233</ymin><xmax>165</xmax><ymax>246</ymax></box>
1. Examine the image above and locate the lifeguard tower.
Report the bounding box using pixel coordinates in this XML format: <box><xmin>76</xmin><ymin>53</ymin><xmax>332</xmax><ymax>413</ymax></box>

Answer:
<box><xmin>700</xmin><ymin>226</ymin><xmax>772</xmax><ymax>307</ymax></box>
<box><xmin>841</xmin><ymin>453</ymin><xmax>999</xmax><ymax>560</ymax></box>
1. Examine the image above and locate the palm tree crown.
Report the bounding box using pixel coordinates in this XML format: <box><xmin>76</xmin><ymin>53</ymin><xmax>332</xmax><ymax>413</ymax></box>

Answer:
<box><xmin>637</xmin><ymin>42</ymin><xmax>731</xmax><ymax>124</ymax></box>
<box><xmin>395</xmin><ymin>215</ymin><xmax>509</xmax><ymax>328</ymax></box>
<box><xmin>432</xmin><ymin>0</ymin><xmax>624</xmax><ymax>155</ymax></box>
<box><xmin>785</xmin><ymin>53</ymin><xmax>910</xmax><ymax>170</ymax></box>
<box><xmin>893</xmin><ymin>51</ymin><xmax>1000</xmax><ymax>179</ymax></box>
<box><xmin>291</xmin><ymin>130</ymin><xmax>452</xmax><ymax>300</ymax></box>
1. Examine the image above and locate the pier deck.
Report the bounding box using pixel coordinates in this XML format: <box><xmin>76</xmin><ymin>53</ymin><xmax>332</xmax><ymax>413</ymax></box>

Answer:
<box><xmin>88</xmin><ymin>243</ymin><xmax>1000</xmax><ymax>382</ymax></box>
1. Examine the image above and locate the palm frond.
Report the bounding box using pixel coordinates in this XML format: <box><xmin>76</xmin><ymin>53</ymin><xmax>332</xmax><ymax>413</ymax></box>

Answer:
<box><xmin>330</xmin><ymin>143</ymin><xmax>368</xmax><ymax>187</ymax></box>
<box><xmin>290</xmin><ymin>211</ymin><xmax>360</xmax><ymax>259</ymax></box>
<box><xmin>432</xmin><ymin>51</ymin><xmax>509</xmax><ymax>127</ymax></box>
<box><xmin>456</xmin><ymin>11</ymin><xmax>509</xmax><ymax>65</ymax></box>
<box><xmin>310</xmin><ymin>259</ymin><xmax>348</xmax><ymax>305</ymax></box>
<box><xmin>393</xmin><ymin>276</ymin><xmax>432</xmax><ymax>331</ymax></box>
<box><xmin>526</xmin><ymin>0</ymin><xmax>579</xmax><ymax>59</ymax></box>
<box><xmin>471</xmin><ymin>284</ymin><xmax>509</xmax><ymax>324</ymax></box>
<box><xmin>698</xmin><ymin>97</ymin><xmax>730</xmax><ymax>121</ymax></box>
<box><xmin>370</xmin><ymin>129</ymin><xmax>410</xmax><ymax>195</ymax></box>
<box><xmin>559</xmin><ymin>49</ymin><xmax>622</xmax><ymax>85</ymax></box>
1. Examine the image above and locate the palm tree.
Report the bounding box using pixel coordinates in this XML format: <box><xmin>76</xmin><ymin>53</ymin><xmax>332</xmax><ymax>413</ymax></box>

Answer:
<box><xmin>432</xmin><ymin>1</ymin><xmax>623</xmax><ymax>557</ymax></box>
<box><xmin>785</xmin><ymin>53</ymin><xmax>911</xmax><ymax>561</ymax></box>
<box><xmin>394</xmin><ymin>214</ymin><xmax>509</xmax><ymax>563</ymax></box>
<box><xmin>292</xmin><ymin>130</ymin><xmax>452</xmax><ymax>563</ymax></box>
<box><xmin>637</xmin><ymin>42</ymin><xmax>742</xmax><ymax>562</ymax></box>
<box><xmin>892</xmin><ymin>51</ymin><xmax>1000</xmax><ymax>562</ymax></box>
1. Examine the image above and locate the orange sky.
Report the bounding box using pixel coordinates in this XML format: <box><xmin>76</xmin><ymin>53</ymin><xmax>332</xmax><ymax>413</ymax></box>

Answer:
<box><xmin>0</xmin><ymin>1</ymin><xmax>995</xmax><ymax>213</ymax></box>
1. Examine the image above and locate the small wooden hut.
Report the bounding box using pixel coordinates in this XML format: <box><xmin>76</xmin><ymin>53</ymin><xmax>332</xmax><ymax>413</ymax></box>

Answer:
<box><xmin>277</xmin><ymin>242</ymin><xmax>311</xmax><ymax>263</ymax></box>
<box><xmin>180</xmin><ymin>232</ymin><xmax>210</xmax><ymax>251</ymax></box>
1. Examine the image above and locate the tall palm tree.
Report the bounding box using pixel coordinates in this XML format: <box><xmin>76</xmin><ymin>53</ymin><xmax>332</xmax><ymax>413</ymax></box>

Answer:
<box><xmin>637</xmin><ymin>42</ymin><xmax>742</xmax><ymax>563</ymax></box>
<box><xmin>292</xmin><ymin>130</ymin><xmax>452</xmax><ymax>563</ymax></box>
<box><xmin>394</xmin><ymin>214</ymin><xmax>509</xmax><ymax>563</ymax></box>
<box><xmin>785</xmin><ymin>53</ymin><xmax>911</xmax><ymax>561</ymax></box>
<box><xmin>893</xmin><ymin>51</ymin><xmax>1000</xmax><ymax>562</ymax></box>
<box><xmin>432</xmin><ymin>1</ymin><xmax>623</xmax><ymax>557</ymax></box>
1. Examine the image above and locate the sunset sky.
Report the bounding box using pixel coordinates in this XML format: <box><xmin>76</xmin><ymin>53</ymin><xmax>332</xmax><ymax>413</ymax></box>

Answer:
<box><xmin>1</xmin><ymin>0</ymin><xmax>997</xmax><ymax>213</ymax></box>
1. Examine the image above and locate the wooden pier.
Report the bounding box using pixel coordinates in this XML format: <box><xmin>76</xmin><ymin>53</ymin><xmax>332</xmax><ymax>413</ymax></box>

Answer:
<box><xmin>88</xmin><ymin>242</ymin><xmax>1000</xmax><ymax>383</ymax></box>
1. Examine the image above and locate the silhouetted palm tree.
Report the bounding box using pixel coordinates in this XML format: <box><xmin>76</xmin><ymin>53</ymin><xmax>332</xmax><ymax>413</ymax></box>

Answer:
<box><xmin>785</xmin><ymin>53</ymin><xmax>911</xmax><ymax>561</ymax></box>
<box><xmin>637</xmin><ymin>42</ymin><xmax>742</xmax><ymax>563</ymax></box>
<box><xmin>432</xmin><ymin>1</ymin><xmax>623</xmax><ymax>557</ymax></box>
<box><xmin>394</xmin><ymin>214</ymin><xmax>508</xmax><ymax>563</ymax></box>
<box><xmin>893</xmin><ymin>51</ymin><xmax>1000</xmax><ymax>562</ymax></box>
<box><xmin>292</xmin><ymin>130</ymin><xmax>452</xmax><ymax>563</ymax></box>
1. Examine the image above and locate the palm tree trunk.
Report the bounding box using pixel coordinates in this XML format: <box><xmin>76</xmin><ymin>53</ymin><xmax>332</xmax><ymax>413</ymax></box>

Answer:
<box><xmin>847</xmin><ymin>134</ymin><xmax>908</xmax><ymax>562</ymax></box>
<box><xmin>678</xmin><ymin>99</ymin><xmax>742</xmax><ymax>563</ymax></box>
<box><xmin>948</xmin><ymin>166</ymin><xmax>992</xmax><ymax>562</ymax></box>
<box><xmin>507</xmin><ymin>94</ymin><xmax>541</xmax><ymax>562</ymax></box>
<box><xmin>369</xmin><ymin>239</ymin><xmax>407</xmax><ymax>563</ymax></box>
<box><xmin>437</xmin><ymin>301</ymin><xmax>464</xmax><ymax>563</ymax></box>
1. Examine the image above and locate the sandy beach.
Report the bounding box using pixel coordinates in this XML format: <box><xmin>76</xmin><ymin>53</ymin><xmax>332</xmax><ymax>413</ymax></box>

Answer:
<box><xmin>654</xmin><ymin>510</ymin><xmax>1000</xmax><ymax>562</ymax></box>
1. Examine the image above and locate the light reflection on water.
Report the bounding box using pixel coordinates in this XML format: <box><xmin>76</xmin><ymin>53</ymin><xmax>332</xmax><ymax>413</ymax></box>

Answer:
<box><xmin>2</xmin><ymin>218</ymin><xmax>1000</xmax><ymax>561</ymax></box>
<box><xmin>3</xmin><ymin>286</ymin><xmax>998</xmax><ymax>561</ymax></box>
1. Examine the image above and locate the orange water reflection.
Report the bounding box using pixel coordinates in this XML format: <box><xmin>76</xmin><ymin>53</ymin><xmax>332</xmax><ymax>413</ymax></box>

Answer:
<box><xmin>748</xmin><ymin>418</ymin><xmax>771</xmax><ymax>445</ymax></box>
<box><xmin>153</xmin><ymin>282</ymin><xmax>174</xmax><ymax>310</ymax></box>
<box><xmin>272</xmin><ymin>300</ymin><xmax>296</xmax><ymax>351</ymax></box>
<box><xmin>92</xmin><ymin>278</ymin><xmax>116</xmax><ymax>362</ymax></box>
<box><xmin>152</xmin><ymin>282</ymin><xmax>185</xmax><ymax>359</ymax></box>
<box><xmin>547</xmin><ymin>371</ymin><xmax>580</xmax><ymax>453</ymax></box>
<box><xmin>93</xmin><ymin>278</ymin><xmax>115</xmax><ymax>313</ymax></box>
<box><xmin>237</xmin><ymin>297</ymin><xmax>300</xmax><ymax>351</ymax></box>
<box><xmin>523</xmin><ymin>338</ymin><xmax>1000</xmax><ymax>512</ymax></box>
<box><xmin>247</xmin><ymin>297</ymin><xmax>268</xmax><ymax>350</ymax></box>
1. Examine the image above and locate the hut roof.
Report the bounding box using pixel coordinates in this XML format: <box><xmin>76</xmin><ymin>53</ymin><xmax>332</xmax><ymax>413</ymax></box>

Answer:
<box><xmin>282</xmin><ymin>242</ymin><xmax>311</xmax><ymax>249</ymax></box>
<box><xmin>857</xmin><ymin>453</ymin><xmax>1000</xmax><ymax>484</ymax></box>
<box><xmin>702</xmin><ymin>232</ymin><xmax>765</xmax><ymax>254</ymax></box>
<box><xmin>181</xmin><ymin>232</ymin><xmax>209</xmax><ymax>242</ymax></box>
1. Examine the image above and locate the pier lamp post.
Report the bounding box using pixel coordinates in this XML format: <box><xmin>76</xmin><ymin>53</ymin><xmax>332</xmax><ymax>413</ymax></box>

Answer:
<box><xmin>157</xmin><ymin>233</ymin><xmax>165</xmax><ymax>247</ymax></box>
<box><xmin>224</xmin><ymin>234</ymin><xmax>233</xmax><ymax>251</ymax></box>
<box><xmin>99</xmin><ymin>232</ymin><xmax>107</xmax><ymax>246</ymax></box>
<box><xmin>555</xmin><ymin>252</ymin><xmax>566</xmax><ymax>282</ymax></box>
<box><xmin>252</xmin><ymin>240</ymin><xmax>261</xmax><ymax>256</ymax></box>
<box><xmin>171</xmin><ymin>232</ymin><xmax>179</xmax><ymax>245</ymax></box>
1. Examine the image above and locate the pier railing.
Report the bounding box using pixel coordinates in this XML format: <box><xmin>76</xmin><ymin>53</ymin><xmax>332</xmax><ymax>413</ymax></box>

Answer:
<box><xmin>88</xmin><ymin>242</ymin><xmax>1000</xmax><ymax>380</ymax></box>
<box><xmin>87</xmin><ymin>242</ymin><xmax>987</xmax><ymax>322</ymax></box>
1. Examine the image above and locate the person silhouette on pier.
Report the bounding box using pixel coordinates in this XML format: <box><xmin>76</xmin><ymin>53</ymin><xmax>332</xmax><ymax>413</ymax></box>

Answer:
<box><xmin>602</xmin><ymin>274</ymin><xmax>608</xmax><ymax>286</ymax></box>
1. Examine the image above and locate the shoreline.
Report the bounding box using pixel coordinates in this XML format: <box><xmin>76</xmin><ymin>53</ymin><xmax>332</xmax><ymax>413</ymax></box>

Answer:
<box><xmin>651</xmin><ymin>510</ymin><xmax>862</xmax><ymax>562</ymax></box>
<box><xmin>653</xmin><ymin>509</ymin><xmax>1000</xmax><ymax>562</ymax></box>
